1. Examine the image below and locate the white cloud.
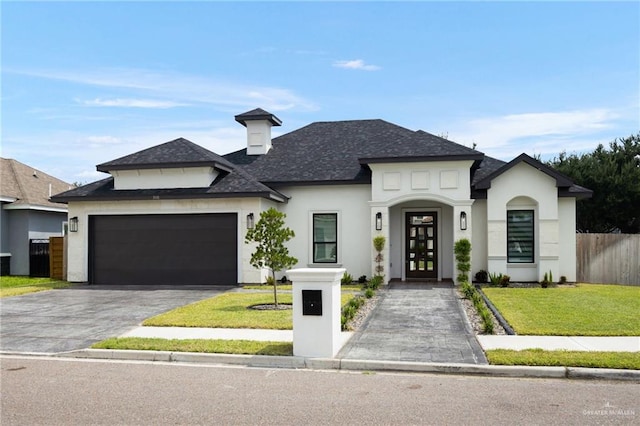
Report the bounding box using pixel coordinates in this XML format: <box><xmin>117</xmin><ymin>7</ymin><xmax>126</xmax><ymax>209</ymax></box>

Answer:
<box><xmin>13</xmin><ymin>67</ymin><xmax>317</xmax><ymax>112</ymax></box>
<box><xmin>333</xmin><ymin>59</ymin><xmax>381</xmax><ymax>71</ymax></box>
<box><xmin>84</xmin><ymin>135</ymin><xmax>123</xmax><ymax>146</ymax></box>
<box><xmin>450</xmin><ymin>108</ymin><xmax>620</xmax><ymax>159</ymax></box>
<box><xmin>80</xmin><ymin>98</ymin><xmax>187</xmax><ymax>109</ymax></box>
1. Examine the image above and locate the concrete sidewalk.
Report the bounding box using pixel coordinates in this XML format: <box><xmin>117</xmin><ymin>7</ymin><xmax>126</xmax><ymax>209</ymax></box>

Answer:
<box><xmin>123</xmin><ymin>326</ymin><xmax>640</xmax><ymax>353</ymax></box>
<box><xmin>478</xmin><ymin>335</ymin><xmax>640</xmax><ymax>352</ymax></box>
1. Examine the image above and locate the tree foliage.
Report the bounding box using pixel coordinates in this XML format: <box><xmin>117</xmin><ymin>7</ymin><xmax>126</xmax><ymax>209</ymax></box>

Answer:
<box><xmin>548</xmin><ymin>133</ymin><xmax>640</xmax><ymax>233</ymax></box>
<box><xmin>245</xmin><ymin>208</ymin><xmax>298</xmax><ymax>306</ymax></box>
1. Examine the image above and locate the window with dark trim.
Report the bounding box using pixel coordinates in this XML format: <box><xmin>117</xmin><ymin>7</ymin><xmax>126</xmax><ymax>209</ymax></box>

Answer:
<box><xmin>507</xmin><ymin>210</ymin><xmax>534</xmax><ymax>263</ymax></box>
<box><xmin>313</xmin><ymin>213</ymin><xmax>337</xmax><ymax>263</ymax></box>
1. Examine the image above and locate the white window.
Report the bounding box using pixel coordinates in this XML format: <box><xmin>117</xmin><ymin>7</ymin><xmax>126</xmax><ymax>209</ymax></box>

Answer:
<box><xmin>313</xmin><ymin>213</ymin><xmax>337</xmax><ymax>263</ymax></box>
<box><xmin>507</xmin><ymin>210</ymin><xmax>534</xmax><ymax>263</ymax></box>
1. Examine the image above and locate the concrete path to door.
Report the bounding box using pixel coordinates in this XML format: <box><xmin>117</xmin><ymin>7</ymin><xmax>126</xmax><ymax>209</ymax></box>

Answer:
<box><xmin>338</xmin><ymin>282</ymin><xmax>488</xmax><ymax>364</ymax></box>
<box><xmin>0</xmin><ymin>285</ymin><xmax>226</xmax><ymax>354</ymax></box>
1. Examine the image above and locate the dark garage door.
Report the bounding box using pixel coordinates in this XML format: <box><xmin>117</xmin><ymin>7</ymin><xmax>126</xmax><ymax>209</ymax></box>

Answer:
<box><xmin>89</xmin><ymin>213</ymin><xmax>237</xmax><ymax>285</ymax></box>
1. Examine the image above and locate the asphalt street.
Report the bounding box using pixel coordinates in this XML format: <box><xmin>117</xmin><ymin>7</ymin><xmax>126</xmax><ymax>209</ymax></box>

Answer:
<box><xmin>2</xmin><ymin>356</ymin><xmax>639</xmax><ymax>425</ymax></box>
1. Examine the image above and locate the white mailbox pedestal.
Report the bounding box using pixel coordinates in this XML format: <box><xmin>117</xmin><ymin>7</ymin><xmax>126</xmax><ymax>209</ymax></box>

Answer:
<box><xmin>286</xmin><ymin>268</ymin><xmax>345</xmax><ymax>358</ymax></box>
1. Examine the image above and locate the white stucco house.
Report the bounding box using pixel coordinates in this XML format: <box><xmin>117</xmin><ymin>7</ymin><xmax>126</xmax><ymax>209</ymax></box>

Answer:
<box><xmin>52</xmin><ymin>108</ymin><xmax>592</xmax><ymax>286</ymax></box>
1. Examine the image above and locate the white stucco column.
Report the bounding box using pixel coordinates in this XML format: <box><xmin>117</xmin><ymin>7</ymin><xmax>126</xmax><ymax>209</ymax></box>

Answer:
<box><xmin>287</xmin><ymin>267</ymin><xmax>345</xmax><ymax>358</ymax></box>
<box><xmin>453</xmin><ymin>203</ymin><xmax>473</xmax><ymax>284</ymax></box>
<box><xmin>371</xmin><ymin>206</ymin><xmax>390</xmax><ymax>283</ymax></box>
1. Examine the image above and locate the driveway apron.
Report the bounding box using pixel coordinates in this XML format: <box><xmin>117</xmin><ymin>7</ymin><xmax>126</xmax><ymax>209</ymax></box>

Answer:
<box><xmin>0</xmin><ymin>285</ymin><xmax>227</xmax><ymax>354</ymax></box>
<box><xmin>339</xmin><ymin>283</ymin><xmax>488</xmax><ymax>364</ymax></box>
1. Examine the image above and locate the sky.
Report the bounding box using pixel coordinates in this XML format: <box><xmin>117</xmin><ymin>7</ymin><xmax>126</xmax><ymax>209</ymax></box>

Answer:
<box><xmin>2</xmin><ymin>1</ymin><xmax>639</xmax><ymax>185</ymax></box>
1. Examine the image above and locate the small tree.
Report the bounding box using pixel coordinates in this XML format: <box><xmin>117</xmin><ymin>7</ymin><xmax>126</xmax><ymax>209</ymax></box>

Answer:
<box><xmin>454</xmin><ymin>238</ymin><xmax>471</xmax><ymax>284</ymax></box>
<box><xmin>245</xmin><ymin>208</ymin><xmax>298</xmax><ymax>307</ymax></box>
<box><xmin>373</xmin><ymin>235</ymin><xmax>386</xmax><ymax>278</ymax></box>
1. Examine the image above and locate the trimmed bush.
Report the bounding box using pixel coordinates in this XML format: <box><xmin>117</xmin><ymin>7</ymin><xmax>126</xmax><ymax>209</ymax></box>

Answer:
<box><xmin>341</xmin><ymin>272</ymin><xmax>354</xmax><ymax>285</ymax></box>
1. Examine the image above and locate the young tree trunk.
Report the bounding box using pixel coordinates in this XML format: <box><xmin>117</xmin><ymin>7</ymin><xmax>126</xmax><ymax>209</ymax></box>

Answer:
<box><xmin>271</xmin><ymin>269</ymin><xmax>278</xmax><ymax>307</ymax></box>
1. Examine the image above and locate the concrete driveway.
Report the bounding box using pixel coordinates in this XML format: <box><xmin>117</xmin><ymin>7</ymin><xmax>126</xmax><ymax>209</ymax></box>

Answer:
<box><xmin>0</xmin><ymin>285</ymin><xmax>227</xmax><ymax>354</ymax></box>
<box><xmin>338</xmin><ymin>282</ymin><xmax>488</xmax><ymax>364</ymax></box>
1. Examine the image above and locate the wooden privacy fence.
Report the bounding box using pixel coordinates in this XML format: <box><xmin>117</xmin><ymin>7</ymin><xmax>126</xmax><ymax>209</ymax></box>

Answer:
<box><xmin>49</xmin><ymin>236</ymin><xmax>65</xmax><ymax>280</ymax></box>
<box><xmin>576</xmin><ymin>233</ymin><xmax>640</xmax><ymax>285</ymax></box>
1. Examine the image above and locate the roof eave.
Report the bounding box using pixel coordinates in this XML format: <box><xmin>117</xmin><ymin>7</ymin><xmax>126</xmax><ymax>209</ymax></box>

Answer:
<box><xmin>96</xmin><ymin>161</ymin><xmax>232</xmax><ymax>173</ymax></box>
<box><xmin>359</xmin><ymin>154</ymin><xmax>484</xmax><ymax>165</ymax></box>
<box><xmin>54</xmin><ymin>191</ymin><xmax>286</xmax><ymax>203</ymax></box>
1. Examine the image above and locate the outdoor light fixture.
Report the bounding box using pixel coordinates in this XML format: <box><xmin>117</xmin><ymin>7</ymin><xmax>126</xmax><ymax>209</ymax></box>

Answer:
<box><xmin>247</xmin><ymin>213</ymin><xmax>255</xmax><ymax>229</ymax></box>
<box><xmin>69</xmin><ymin>217</ymin><xmax>79</xmax><ymax>233</ymax></box>
<box><xmin>376</xmin><ymin>212</ymin><xmax>382</xmax><ymax>231</ymax></box>
<box><xmin>460</xmin><ymin>211</ymin><xmax>467</xmax><ymax>231</ymax></box>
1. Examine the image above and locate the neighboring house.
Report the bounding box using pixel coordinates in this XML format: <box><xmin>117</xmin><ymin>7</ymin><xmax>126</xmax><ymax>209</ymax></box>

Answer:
<box><xmin>1</xmin><ymin>158</ymin><xmax>72</xmax><ymax>276</ymax></box>
<box><xmin>52</xmin><ymin>108</ymin><xmax>592</xmax><ymax>286</ymax></box>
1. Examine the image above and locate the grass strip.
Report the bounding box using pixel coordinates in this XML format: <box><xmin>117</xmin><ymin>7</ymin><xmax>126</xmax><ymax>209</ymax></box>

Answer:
<box><xmin>0</xmin><ymin>276</ymin><xmax>72</xmax><ymax>298</ymax></box>
<box><xmin>93</xmin><ymin>337</ymin><xmax>292</xmax><ymax>356</ymax></box>
<box><xmin>486</xmin><ymin>349</ymin><xmax>640</xmax><ymax>370</ymax></box>
<box><xmin>242</xmin><ymin>284</ymin><xmax>363</xmax><ymax>291</ymax></box>
<box><xmin>143</xmin><ymin>292</ymin><xmax>355</xmax><ymax>329</ymax></box>
<box><xmin>483</xmin><ymin>284</ymin><xmax>640</xmax><ymax>336</ymax></box>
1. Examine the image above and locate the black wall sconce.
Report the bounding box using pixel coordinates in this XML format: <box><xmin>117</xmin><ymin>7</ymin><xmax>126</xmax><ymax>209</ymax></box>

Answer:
<box><xmin>460</xmin><ymin>211</ymin><xmax>467</xmax><ymax>231</ymax></box>
<box><xmin>247</xmin><ymin>213</ymin><xmax>255</xmax><ymax>229</ymax></box>
<box><xmin>69</xmin><ymin>216</ymin><xmax>79</xmax><ymax>232</ymax></box>
<box><xmin>375</xmin><ymin>212</ymin><xmax>382</xmax><ymax>231</ymax></box>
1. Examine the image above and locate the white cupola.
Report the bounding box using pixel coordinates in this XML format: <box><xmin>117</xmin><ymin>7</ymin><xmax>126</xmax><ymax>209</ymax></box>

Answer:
<box><xmin>234</xmin><ymin>108</ymin><xmax>282</xmax><ymax>155</ymax></box>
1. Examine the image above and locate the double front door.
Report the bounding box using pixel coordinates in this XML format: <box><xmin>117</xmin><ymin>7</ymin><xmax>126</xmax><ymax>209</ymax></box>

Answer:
<box><xmin>406</xmin><ymin>212</ymin><xmax>438</xmax><ymax>279</ymax></box>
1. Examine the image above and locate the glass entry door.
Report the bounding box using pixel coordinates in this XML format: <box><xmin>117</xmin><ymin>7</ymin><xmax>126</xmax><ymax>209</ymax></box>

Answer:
<box><xmin>406</xmin><ymin>212</ymin><xmax>438</xmax><ymax>279</ymax></box>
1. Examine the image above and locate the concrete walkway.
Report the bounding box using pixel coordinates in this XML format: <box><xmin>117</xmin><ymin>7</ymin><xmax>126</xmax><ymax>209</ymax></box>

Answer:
<box><xmin>337</xmin><ymin>282</ymin><xmax>488</xmax><ymax>364</ymax></box>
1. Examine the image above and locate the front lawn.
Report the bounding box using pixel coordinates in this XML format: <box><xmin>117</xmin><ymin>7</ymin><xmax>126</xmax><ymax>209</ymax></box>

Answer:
<box><xmin>483</xmin><ymin>284</ymin><xmax>640</xmax><ymax>336</ymax></box>
<box><xmin>0</xmin><ymin>276</ymin><xmax>72</xmax><ymax>298</ymax></box>
<box><xmin>143</xmin><ymin>292</ymin><xmax>355</xmax><ymax>329</ymax></box>
<box><xmin>486</xmin><ymin>349</ymin><xmax>640</xmax><ymax>370</ymax></box>
<box><xmin>93</xmin><ymin>337</ymin><xmax>293</xmax><ymax>356</ymax></box>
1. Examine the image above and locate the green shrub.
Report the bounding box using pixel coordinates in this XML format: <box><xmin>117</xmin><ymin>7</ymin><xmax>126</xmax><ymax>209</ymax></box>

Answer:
<box><xmin>364</xmin><ymin>288</ymin><xmax>375</xmax><ymax>298</ymax></box>
<box><xmin>489</xmin><ymin>272</ymin><xmax>502</xmax><ymax>286</ymax></box>
<box><xmin>474</xmin><ymin>270</ymin><xmax>488</xmax><ymax>283</ymax></box>
<box><xmin>341</xmin><ymin>272</ymin><xmax>354</xmax><ymax>285</ymax></box>
<box><xmin>265</xmin><ymin>276</ymin><xmax>276</xmax><ymax>286</ymax></box>
<box><xmin>454</xmin><ymin>238</ymin><xmax>471</xmax><ymax>283</ymax></box>
<box><xmin>461</xmin><ymin>281</ymin><xmax>475</xmax><ymax>299</ymax></box>
<box><xmin>368</xmin><ymin>275</ymin><xmax>383</xmax><ymax>290</ymax></box>
<box><xmin>480</xmin><ymin>308</ymin><xmax>494</xmax><ymax>334</ymax></box>
<box><xmin>341</xmin><ymin>296</ymin><xmax>366</xmax><ymax>330</ymax></box>
<box><xmin>500</xmin><ymin>274</ymin><xmax>510</xmax><ymax>287</ymax></box>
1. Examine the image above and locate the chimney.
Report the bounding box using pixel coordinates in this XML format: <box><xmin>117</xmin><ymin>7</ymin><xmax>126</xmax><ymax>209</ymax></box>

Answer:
<box><xmin>234</xmin><ymin>108</ymin><xmax>282</xmax><ymax>155</ymax></box>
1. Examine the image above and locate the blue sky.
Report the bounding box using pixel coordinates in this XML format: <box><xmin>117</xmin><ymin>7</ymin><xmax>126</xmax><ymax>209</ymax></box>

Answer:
<box><xmin>2</xmin><ymin>1</ymin><xmax>639</xmax><ymax>184</ymax></box>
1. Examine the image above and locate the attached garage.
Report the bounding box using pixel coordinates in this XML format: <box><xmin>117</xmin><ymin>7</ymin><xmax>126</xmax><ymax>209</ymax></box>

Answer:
<box><xmin>89</xmin><ymin>213</ymin><xmax>237</xmax><ymax>285</ymax></box>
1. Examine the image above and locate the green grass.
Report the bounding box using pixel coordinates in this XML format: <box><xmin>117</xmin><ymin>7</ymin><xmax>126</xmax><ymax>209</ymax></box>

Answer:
<box><xmin>483</xmin><ymin>284</ymin><xmax>640</xmax><ymax>336</ymax></box>
<box><xmin>0</xmin><ymin>276</ymin><xmax>72</xmax><ymax>297</ymax></box>
<box><xmin>93</xmin><ymin>337</ymin><xmax>293</xmax><ymax>356</ymax></box>
<box><xmin>486</xmin><ymin>349</ymin><xmax>640</xmax><ymax>370</ymax></box>
<box><xmin>143</xmin><ymin>292</ymin><xmax>355</xmax><ymax>329</ymax></box>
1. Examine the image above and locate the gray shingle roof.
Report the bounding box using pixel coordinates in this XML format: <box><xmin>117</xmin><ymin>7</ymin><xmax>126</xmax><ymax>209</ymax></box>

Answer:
<box><xmin>1</xmin><ymin>158</ymin><xmax>71</xmax><ymax>210</ymax></box>
<box><xmin>235</xmin><ymin>108</ymin><xmax>282</xmax><ymax>127</ymax></box>
<box><xmin>472</xmin><ymin>153</ymin><xmax>592</xmax><ymax>199</ymax></box>
<box><xmin>52</xmin><ymin>138</ymin><xmax>287</xmax><ymax>203</ymax></box>
<box><xmin>97</xmin><ymin>137</ymin><xmax>234</xmax><ymax>172</ymax></box>
<box><xmin>225</xmin><ymin>119</ymin><xmax>483</xmax><ymax>184</ymax></box>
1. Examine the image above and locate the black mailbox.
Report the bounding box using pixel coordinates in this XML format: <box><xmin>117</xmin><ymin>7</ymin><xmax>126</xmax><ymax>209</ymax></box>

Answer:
<box><xmin>302</xmin><ymin>290</ymin><xmax>322</xmax><ymax>316</ymax></box>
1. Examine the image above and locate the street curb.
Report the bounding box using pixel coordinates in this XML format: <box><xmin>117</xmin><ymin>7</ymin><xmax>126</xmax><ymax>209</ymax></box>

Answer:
<box><xmin>56</xmin><ymin>349</ymin><xmax>640</xmax><ymax>381</ymax></box>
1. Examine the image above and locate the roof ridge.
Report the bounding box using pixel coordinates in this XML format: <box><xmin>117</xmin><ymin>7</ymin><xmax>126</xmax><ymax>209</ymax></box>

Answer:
<box><xmin>9</xmin><ymin>159</ymin><xmax>27</xmax><ymax>202</ymax></box>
